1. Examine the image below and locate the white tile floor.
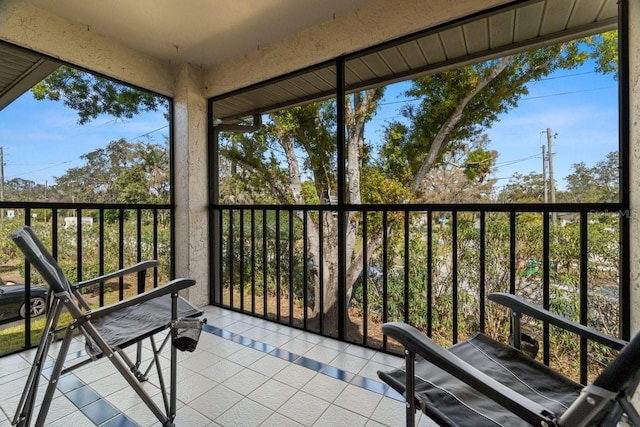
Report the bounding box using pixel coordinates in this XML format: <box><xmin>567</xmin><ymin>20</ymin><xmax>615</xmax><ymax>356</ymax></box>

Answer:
<box><xmin>0</xmin><ymin>306</ymin><xmax>437</xmax><ymax>426</ymax></box>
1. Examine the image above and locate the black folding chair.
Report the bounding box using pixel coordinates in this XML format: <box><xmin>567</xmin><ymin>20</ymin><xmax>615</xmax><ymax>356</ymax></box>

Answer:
<box><xmin>378</xmin><ymin>292</ymin><xmax>640</xmax><ymax>426</ymax></box>
<box><xmin>10</xmin><ymin>226</ymin><xmax>205</xmax><ymax>427</ymax></box>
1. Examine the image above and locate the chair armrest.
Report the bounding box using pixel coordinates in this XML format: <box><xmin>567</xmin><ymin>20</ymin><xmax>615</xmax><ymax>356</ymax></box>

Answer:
<box><xmin>73</xmin><ymin>260</ymin><xmax>159</xmax><ymax>290</ymax></box>
<box><xmin>382</xmin><ymin>322</ymin><xmax>557</xmax><ymax>427</ymax></box>
<box><xmin>85</xmin><ymin>278</ymin><xmax>195</xmax><ymax>320</ymax></box>
<box><xmin>488</xmin><ymin>292</ymin><xmax>626</xmax><ymax>351</ymax></box>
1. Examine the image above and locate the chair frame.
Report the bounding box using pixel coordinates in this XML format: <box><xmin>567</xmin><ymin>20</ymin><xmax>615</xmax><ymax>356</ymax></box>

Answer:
<box><xmin>10</xmin><ymin>226</ymin><xmax>199</xmax><ymax>427</ymax></box>
<box><xmin>381</xmin><ymin>292</ymin><xmax>640</xmax><ymax>426</ymax></box>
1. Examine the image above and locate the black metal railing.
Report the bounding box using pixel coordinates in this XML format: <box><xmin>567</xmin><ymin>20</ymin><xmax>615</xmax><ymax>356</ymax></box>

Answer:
<box><xmin>212</xmin><ymin>202</ymin><xmax>629</xmax><ymax>384</ymax></box>
<box><xmin>0</xmin><ymin>202</ymin><xmax>173</xmax><ymax>356</ymax></box>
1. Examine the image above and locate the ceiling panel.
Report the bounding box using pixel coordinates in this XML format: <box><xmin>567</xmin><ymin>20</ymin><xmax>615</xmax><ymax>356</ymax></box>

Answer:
<box><xmin>417</xmin><ymin>34</ymin><xmax>447</xmax><ymax>64</ymax></box>
<box><xmin>513</xmin><ymin>2</ymin><xmax>545</xmax><ymax>42</ymax></box>
<box><xmin>463</xmin><ymin>19</ymin><xmax>491</xmax><ymax>54</ymax></box>
<box><xmin>488</xmin><ymin>10</ymin><xmax>516</xmax><ymax>48</ymax></box>
<box><xmin>0</xmin><ymin>43</ymin><xmax>59</xmax><ymax>111</ymax></box>
<box><xmin>440</xmin><ymin>27</ymin><xmax>468</xmax><ymax>59</ymax></box>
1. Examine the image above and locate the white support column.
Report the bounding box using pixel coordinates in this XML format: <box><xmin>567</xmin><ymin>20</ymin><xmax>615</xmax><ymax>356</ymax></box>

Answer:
<box><xmin>173</xmin><ymin>63</ymin><xmax>209</xmax><ymax>306</ymax></box>
<box><xmin>627</xmin><ymin>3</ymin><xmax>640</xmax><ymax>406</ymax></box>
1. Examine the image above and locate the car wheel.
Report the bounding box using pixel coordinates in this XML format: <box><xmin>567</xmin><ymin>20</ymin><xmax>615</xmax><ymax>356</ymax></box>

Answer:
<box><xmin>19</xmin><ymin>297</ymin><xmax>47</xmax><ymax>319</ymax></box>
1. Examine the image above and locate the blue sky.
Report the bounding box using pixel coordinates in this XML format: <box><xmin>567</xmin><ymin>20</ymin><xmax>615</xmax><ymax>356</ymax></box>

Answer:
<box><xmin>0</xmin><ymin>94</ymin><xmax>169</xmax><ymax>185</ymax></box>
<box><xmin>0</xmin><ymin>60</ymin><xmax>618</xmax><ymax>195</ymax></box>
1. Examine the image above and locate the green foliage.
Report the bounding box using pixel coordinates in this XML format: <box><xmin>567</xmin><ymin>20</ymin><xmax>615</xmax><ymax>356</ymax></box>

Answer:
<box><xmin>54</xmin><ymin>139</ymin><xmax>170</xmax><ymax>204</ymax></box>
<box><xmin>360</xmin><ymin>167</ymin><xmax>411</xmax><ymax>204</ymax></box>
<box><xmin>499</xmin><ymin>172</ymin><xmax>545</xmax><ymax>203</ymax></box>
<box><xmin>561</xmin><ymin>151</ymin><xmax>619</xmax><ymax>203</ymax></box>
<box><xmin>464</xmin><ymin>148</ymin><xmax>494</xmax><ymax>182</ymax></box>
<box><xmin>32</xmin><ymin>66</ymin><xmax>168</xmax><ymax>125</ymax></box>
<box><xmin>589</xmin><ymin>31</ymin><xmax>618</xmax><ymax>78</ymax></box>
<box><xmin>379</xmin><ymin>122</ymin><xmax>413</xmax><ymax>186</ymax></box>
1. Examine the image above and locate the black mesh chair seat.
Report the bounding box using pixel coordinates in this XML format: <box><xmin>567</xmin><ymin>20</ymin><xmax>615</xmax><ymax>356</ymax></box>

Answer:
<box><xmin>380</xmin><ymin>333</ymin><xmax>582</xmax><ymax>426</ymax></box>
<box><xmin>378</xmin><ymin>293</ymin><xmax>640</xmax><ymax>427</ymax></box>
<box><xmin>92</xmin><ymin>294</ymin><xmax>201</xmax><ymax>349</ymax></box>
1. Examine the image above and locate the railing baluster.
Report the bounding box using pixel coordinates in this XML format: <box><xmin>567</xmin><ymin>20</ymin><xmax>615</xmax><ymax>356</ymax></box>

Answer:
<box><xmin>251</xmin><ymin>209</ymin><xmax>256</xmax><ymax>314</ymax></box>
<box><xmin>479</xmin><ymin>211</ymin><xmax>486</xmax><ymax>334</ymax></box>
<box><xmin>289</xmin><ymin>210</ymin><xmax>294</xmax><ymax>325</ymax></box>
<box><xmin>362</xmin><ymin>211</ymin><xmax>368</xmax><ymax>346</ymax></box>
<box><xmin>303</xmin><ymin>210</ymin><xmax>308</xmax><ymax>329</ymax></box>
<box><xmin>275</xmin><ymin>209</ymin><xmax>281</xmax><ymax>321</ymax></box>
<box><xmin>580</xmin><ymin>211</ymin><xmax>589</xmax><ymax>384</ymax></box>
<box><xmin>404</xmin><ymin>212</ymin><xmax>410</xmax><ymax>325</ymax></box>
<box><xmin>543</xmin><ymin>212</ymin><xmax>550</xmax><ymax>366</ymax></box>
<box><xmin>229</xmin><ymin>209</ymin><xmax>234</xmax><ymax>308</ymax></box>
<box><xmin>318</xmin><ymin>210</ymin><xmax>324</xmax><ymax>334</ymax></box>
<box><xmin>153</xmin><ymin>209</ymin><xmax>159</xmax><ymax>288</ymax></box>
<box><xmin>427</xmin><ymin>210</ymin><xmax>433</xmax><ymax>338</ymax></box>
<box><xmin>452</xmin><ymin>211</ymin><xmax>458</xmax><ymax>344</ymax></box>
<box><xmin>239</xmin><ymin>208</ymin><xmax>245</xmax><ymax>311</ymax></box>
<box><xmin>76</xmin><ymin>208</ymin><xmax>83</xmax><ymax>284</ymax></box>
<box><xmin>382</xmin><ymin>210</ymin><xmax>388</xmax><ymax>350</ymax></box>
<box><xmin>263</xmin><ymin>210</ymin><xmax>268</xmax><ymax>317</ymax></box>
<box><xmin>119</xmin><ymin>208</ymin><xmax>125</xmax><ymax>301</ymax></box>
<box><xmin>509</xmin><ymin>211</ymin><xmax>516</xmax><ymax>296</ymax></box>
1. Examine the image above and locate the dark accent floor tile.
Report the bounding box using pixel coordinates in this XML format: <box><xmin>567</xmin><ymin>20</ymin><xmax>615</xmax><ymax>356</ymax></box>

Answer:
<box><xmin>294</xmin><ymin>356</ymin><xmax>325</xmax><ymax>372</ymax></box>
<box><xmin>232</xmin><ymin>335</ymin><xmax>255</xmax><ymax>346</ymax></box>
<box><xmin>350</xmin><ymin>375</ymin><xmax>388</xmax><ymax>394</ymax></box>
<box><xmin>250</xmin><ymin>340</ymin><xmax>275</xmax><ymax>353</ymax></box>
<box><xmin>321</xmin><ymin>365</ymin><xmax>355</xmax><ymax>382</ymax></box>
<box><xmin>385</xmin><ymin>387</ymin><xmax>405</xmax><ymax>401</ymax></box>
<box><xmin>270</xmin><ymin>348</ymin><xmax>299</xmax><ymax>362</ymax></box>
<box><xmin>82</xmin><ymin>400</ymin><xmax>121</xmax><ymax>425</ymax></box>
<box><xmin>217</xmin><ymin>329</ymin><xmax>235</xmax><ymax>340</ymax></box>
<box><xmin>66</xmin><ymin>385</ymin><xmax>101</xmax><ymax>407</ymax></box>
<box><xmin>56</xmin><ymin>373</ymin><xmax>85</xmax><ymax>393</ymax></box>
<box><xmin>202</xmin><ymin>324</ymin><xmax>219</xmax><ymax>334</ymax></box>
<box><xmin>99</xmin><ymin>413</ymin><xmax>139</xmax><ymax>427</ymax></box>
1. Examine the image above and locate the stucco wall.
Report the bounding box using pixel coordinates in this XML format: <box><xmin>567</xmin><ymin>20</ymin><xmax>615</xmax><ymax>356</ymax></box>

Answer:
<box><xmin>0</xmin><ymin>0</ymin><xmax>173</xmax><ymax>97</ymax></box>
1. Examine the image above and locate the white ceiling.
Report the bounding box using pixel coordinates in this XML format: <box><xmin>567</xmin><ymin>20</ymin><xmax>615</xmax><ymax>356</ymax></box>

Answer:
<box><xmin>26</xmin><ymin>0</ymin><xmax>377</xmax><ymax>67</ymax></box>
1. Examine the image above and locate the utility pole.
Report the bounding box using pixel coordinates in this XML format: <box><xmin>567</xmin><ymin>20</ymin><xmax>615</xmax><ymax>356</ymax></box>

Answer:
<box><xmin>542</xmin><ymin>144</ymin><xmax>547</xmax><ymax>203</ymax></box>
<box><xmin>546</xmin><ymin>128</ymin><xmax>557</xmax><ymax>225</ymax></box>
<box><xmin>546</xmin><ymin>128</ymin><xmax>556</xmax><ymax>204</ymax></box>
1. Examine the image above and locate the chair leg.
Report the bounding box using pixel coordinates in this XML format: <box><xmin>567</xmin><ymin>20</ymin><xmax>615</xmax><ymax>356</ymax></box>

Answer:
<box><xmin>35</xmin><ymin>324</ymin><xmax>75</xmax><ymax>426</ymax></box>
<box><xmin>80</xmin><ymin>322</ymin><xmax>173</xmax><ymax>426</ymax></box>
<box><xmin>150</xmin><ymin>336</ymin><xmax>171</xmax><ymax>415</ymax></box>
<box><xmin>170</xmin><ymin>293</ymin><xmax>178</xmax><ymax>419</ymax></box>
<box><xmin>405</xmin><ymin>349</ymin><xmax>416</xmax><ymax>427</ymax></box>
<box><xmin>619</xmin><ymin>396</ymin><xmax>640</xmax><ymax>426</ymax></box>
<box><xmin>12</xmin><ymin>299</ymin><xmax>63</xmax><ymax>427</ymax></box>
<box><xmin>117</xmin><ymin>346</ymin><xmax>147</xmax><ymax>382</ymax></box>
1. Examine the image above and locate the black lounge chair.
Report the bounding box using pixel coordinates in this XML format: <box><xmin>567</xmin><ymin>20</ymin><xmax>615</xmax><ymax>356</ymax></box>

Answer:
<box><xmin>10</xmin><ymin>226</ymin><xmax>205</xmax><ymax>427</ymax></box>
<box><xmin>378</xmin><ymin>292</ymin><xmax>640</xmax><ymax>426</ymax></box>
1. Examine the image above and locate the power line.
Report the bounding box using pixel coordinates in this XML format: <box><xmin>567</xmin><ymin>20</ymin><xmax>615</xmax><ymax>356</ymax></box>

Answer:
<box><xmin>376</xmin><ymin>70</ymin><xmax>603</xmax><ymax>108</ymax></box>
<box><xmin>130</xmin><ymin>124</ymin><xmax>169</xmax><ymax>141</ymax></box>
<box><xmin>494</xmin><ymin>154</ymin><xmax>541</xmax><ymax>167</ymax></box>
<box><xmin>5</xmin><ymin>160</ymin><xmax>76</xmax><ymax>180</ymax></box>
